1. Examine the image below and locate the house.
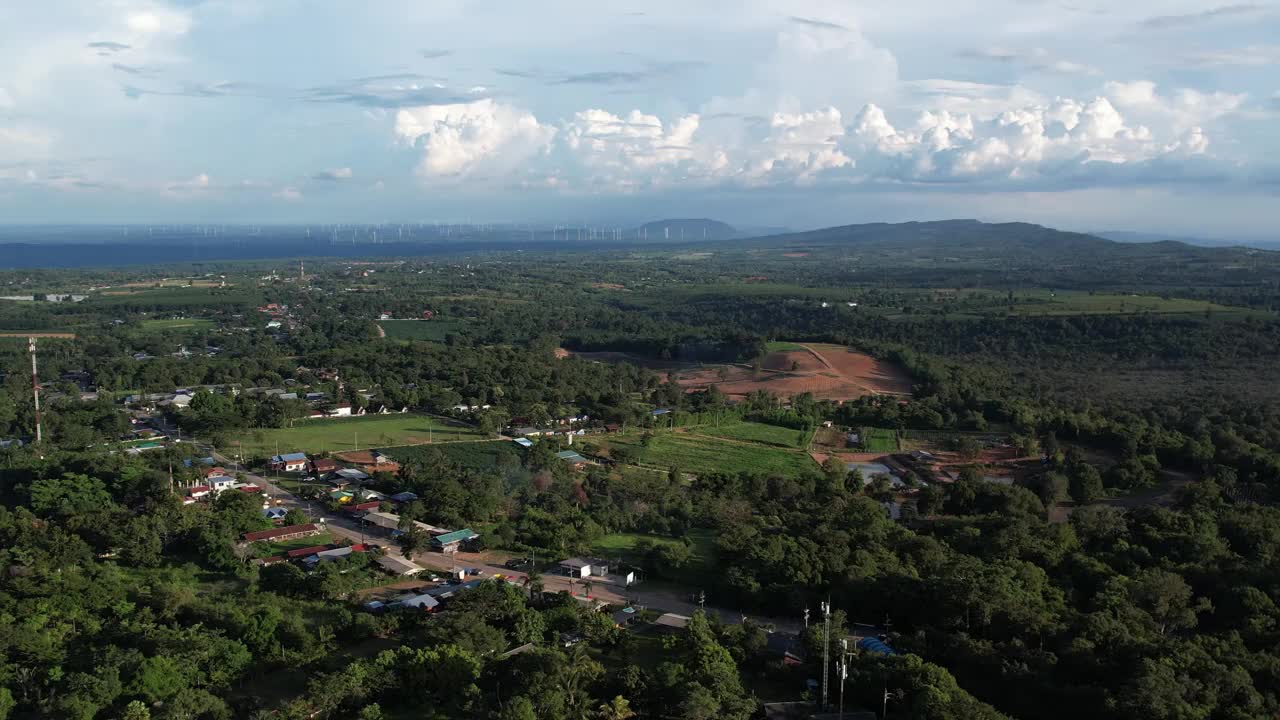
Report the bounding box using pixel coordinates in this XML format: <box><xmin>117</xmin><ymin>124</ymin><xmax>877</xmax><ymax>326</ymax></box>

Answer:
<box><xmin>431</xmin><ymin>528</ymin><xmax>479</xmax><ymax>553</ymax></box>
<box><xmin>187</xmin><ymin>485</ymin><xmax>211</xmax><ymax>501</ymax></box>
<box><xmin>558</xmin><ymin>558</ymin><xmax>596</xmax><ymax>578</ymax></box>
<box><xmin>556</xmin><ymin>450</ymin><xmax>590</xmax><ymax>468</ymax></box>
<box><xmin>345</xmin><ymin>500</ymin><xmax>382</xmax><ymax>516</ymax></box>
<box><xmin>266</xmin><ymin>320</ymin><xmax>282</xmax><ymax>329</ymax></box>
<box><xmin>389</xmin><ymin>491</ymin><xmax>418</xmax><ymax>504</ymax></box>
<box><xmin>243</xmin><ymin>523</ymin><xmax>321</xmax><ymax>543</ymax></box>
<box><xmin>166</xmin><ymin>393</ymin><xmax>194</xmax><ymax>409</ymax></box>
<box><xmin>286</xmin><ymin>544</ymin><xmax>331</xmax><ymax>560</ymax></box>
<box><xmin>765</xmin><ymin>632</ymin><xmax>807</xmax><ymax>666</ymax></box>
<box><xmin>201</xmin><ymin>466</ymin><xmax>228</xmax><ymax>479</ymax></box>
<box><xmin>512</xmin><ymin>437</ymin><xmax>534</xmax><ymax>448</ymax></box>
<box><xmin>330</xmin><ymin>490</ymin><xmax>355</xmax><ymax>504</ymax></box>
<box><xmin>208</xmin><ymin>475</ymin><xmax>237</xmax><ymax>493</ymax></box>
<box><xmin>612</xmin><ymin>607</ymin><xmax>638</xmax><ymax>628</ymax></box>
<box><xmin>310</xmin><ymin>458</ymin><xmax>339</xmax><ymax>476</ymax></box>
<box><xmin>0</xmin><ymin>438</ymin><xmax>23</xmax><ymax>449</ymax></box>
<box><xmin>376</xmin><ymin>554</ymin><xmax>424</xmax><ymax>576</ymax></box>
<box><xmin>264</xmin><ymin>507</ymin><xmax>289</xmax><ymax>521</ymax></box>
<box><xmin>304</xmin><ymin>544</ymin><xmax>373</xmax><ymax>567</ymax></box>
<box><xmin>329</xmin><ymin>405</ymin><xmax>353</xmax><ymax>417</ymax></box>
<box><xmin>237</xmin><ymin>485</ymin><xmax>263</xmax><ymax>495</ymax></box>
<box><xmin>397</xmin><ymin>593</ymin><xmax>440</xmax><ymax>611</ymax></box>
<box><xmin>512</xmin><ymin>426</ymin><xmax>547</xmax><ymax>437</ymax></box>
<box><xmin>268</xmin><ymin>452</ymin><xmax>309</xmax><ymax>473</ymax></box>
<box><xmin>332</xmin><ymin>468</ymin><xmax>370</xmax><ymax>484</ymax></box>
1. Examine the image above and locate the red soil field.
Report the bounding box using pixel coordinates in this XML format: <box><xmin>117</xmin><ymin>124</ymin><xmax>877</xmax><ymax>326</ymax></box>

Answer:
<box><xmin>566</xmin><ymin>344</ymin><xmax>913</xmax><ymax>403</ymax></box>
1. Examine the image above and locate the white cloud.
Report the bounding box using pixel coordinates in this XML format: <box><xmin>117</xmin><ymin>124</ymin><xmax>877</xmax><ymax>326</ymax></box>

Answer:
<box><xmin>1104</xmin><ymin>80</ymin><xmax>1245</xmax><ymax>131</ymax></box>
<box><xmin>394</xmin><ymin>99</ymin><xmax>556</xmax><ymax>179</ymax></box>
<box><xmin>313</xmin><ymin>167</ymin><xmax>353</xmax><ymax>181</ymax></box>
<box><xmin>1181</xmin><ymin>44</ymin><xmax>1280</xmax><ymax>67</ymax></box>
<box><xmin>274</xmin><ymin>186</ymin><xmax>302</xmax><ymax>201</ymax></box>
<box><xmin>163</xmin><ymin>173</ymin><xmax>211</xmax><ymax>197</ymax></box>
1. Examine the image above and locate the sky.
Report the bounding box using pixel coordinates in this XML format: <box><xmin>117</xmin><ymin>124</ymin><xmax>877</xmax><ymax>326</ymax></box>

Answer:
<box><xmin>1</xmin><ymin>0</ymin><xmax>1277</xmax><ymax>237</ymax></box>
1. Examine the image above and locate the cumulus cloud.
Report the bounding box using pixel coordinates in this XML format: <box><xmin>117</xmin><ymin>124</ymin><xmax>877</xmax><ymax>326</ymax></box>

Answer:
<box><xmin>394</xmin><ymin>99</ymin><xmax>556</xmax><ymax>179</ymax></box>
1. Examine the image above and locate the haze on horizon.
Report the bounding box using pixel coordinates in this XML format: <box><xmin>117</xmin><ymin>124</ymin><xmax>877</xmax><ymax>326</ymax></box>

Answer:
<box><xmin>1</xmin><ymin>0</ymin><xmax>1278</xmax><ymax>239</ymax></box>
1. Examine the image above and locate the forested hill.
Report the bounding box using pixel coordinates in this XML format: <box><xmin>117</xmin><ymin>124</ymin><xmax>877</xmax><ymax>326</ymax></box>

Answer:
<box><xmin>740</xmin><ymin>219</ymin><xmax>1270</xmax><ymax>262</ymax></box>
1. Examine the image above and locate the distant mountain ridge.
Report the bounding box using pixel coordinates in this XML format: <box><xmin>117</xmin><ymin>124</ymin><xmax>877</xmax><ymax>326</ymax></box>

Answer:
<box><xmin>635</xmin><ymin>218</ymin><xmax>738</xmax><ymax>241</ymax></box>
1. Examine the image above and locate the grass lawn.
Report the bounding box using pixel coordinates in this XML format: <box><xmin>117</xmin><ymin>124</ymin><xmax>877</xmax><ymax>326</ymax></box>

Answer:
<box><xmin>690</xmin><ymin>420</ymin><xmax>810</xmax><ymax>449</ymax></box>
<box><xmin>379</xmin><ymin>319</ymin><xmax>465</xmax><ymax>342</ymax></box>
<box><xmin>228</xmin><ymin>413</ymin><xmax>488</xmax><ymax>457</ymax></box>
<box><xmin>141</xmin><ymin>318</ymin><xmax>215</xmax><ymax>332</ymax></box>
<box><xmin>765</xmin><ymin>340</ymin><xmax>806</xmax><ymax>352</ymax></box>
<box><xmin>858</xmin><ymin>427</ymin><xmax>899</xmax><ymax>453</ymax></box>
<box><xmin>263</xmin><ymin>531</ymin><xmax>333</xmax><ymax>554</ymax></box>
<box><xmin>604</xmin><ymin>432</ymin><xmax>815</xmax><ymax>476</ymax></box>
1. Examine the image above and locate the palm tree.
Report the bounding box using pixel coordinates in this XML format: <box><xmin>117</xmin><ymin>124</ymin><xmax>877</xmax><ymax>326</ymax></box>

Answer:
<box><xmin>582</xmin><ymin>578</ymin><xmax>594</xmax><ymax>599</ymax></box>
<box><xmin>524</xmin><ymin>567</ymin><xmax>544</xmax><ymax>601</ymax></box>
<box><xmin>596</xmin><ymin>696</ymin><xmax>636</xmax><ymax>720</ymax></box>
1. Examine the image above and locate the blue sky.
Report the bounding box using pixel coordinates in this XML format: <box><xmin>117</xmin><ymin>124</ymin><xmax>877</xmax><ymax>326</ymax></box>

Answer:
<box><xmin>1</xmin><ymin>0</ymin><xmax>1277</xmax><ymax>237</ymax></box>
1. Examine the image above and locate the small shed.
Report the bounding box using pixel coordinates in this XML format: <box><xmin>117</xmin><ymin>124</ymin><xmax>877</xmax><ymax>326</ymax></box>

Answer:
<box><xmin>269</xmin><ymin>452</ymin><xmax>309</xmax><ymax>473</ymax></box>
<box><xmin>558</xmin><ymin>558</ymin><xmax>593</xmax><ymax>578</ymax></box>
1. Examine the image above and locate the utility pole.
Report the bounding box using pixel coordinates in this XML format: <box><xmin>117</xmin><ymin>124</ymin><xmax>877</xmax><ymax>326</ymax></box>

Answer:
<box><xmin>839</xmin><ymin>638</ymin><xmax>849</xmax><ymax>720</ymax></box>
<box><xmin>28</xmin><ymin>337</ymin><xmax>42</xmax><ymax>444</ymax></box>
<box><xmin>821</xmin><ymin>600</ymin><xmax>832</xmax><ymax>710</ymax></box>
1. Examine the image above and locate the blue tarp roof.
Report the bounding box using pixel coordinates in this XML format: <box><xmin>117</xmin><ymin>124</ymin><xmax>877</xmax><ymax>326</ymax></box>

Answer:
<box><xmin>857</xmin><ymin>637</ymin><xmax>895</xmax><ymax>656</ymax></box>
<box><xmin>650</xmin><ymin>408</ymin><xmax>671</xmax><ymax>415</ymax></box>
<box><xmin>272</xmin><ymin>452</ymin><xmax>308</xmax><ymax>462</ymax></box>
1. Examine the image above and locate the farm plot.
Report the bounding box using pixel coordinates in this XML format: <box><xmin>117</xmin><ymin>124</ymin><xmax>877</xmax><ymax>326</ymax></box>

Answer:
<box><xmin>601</xmin><ymin>432</ymin><xmax>815</xmax><ymax>477</ymax></box>
<box><xmin>689</xmin><ymin>420</ymin><xmax>810</xmax><ymax>449</ymax></box>
<box><xmin>229</xmin><ymin>413</ymin><xmax>488</xmax><ymax>457</ymax></box>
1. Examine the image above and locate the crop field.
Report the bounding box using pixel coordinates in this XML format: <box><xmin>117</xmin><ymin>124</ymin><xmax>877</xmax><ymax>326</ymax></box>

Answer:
<box><xmin>857</xmin><ymin>427</ymin><xmax>899</xmax><ymax>453</ymax></box>
<box><xmin>378</xmin><ymin>319</ymin><xmax>464</xmax><ymax>342</ymax></box>
<box><xmin>90</xmin><ymin>286</ymin><xmax>263</xmax><ymax>309</ymax></box>
<box><xmin>602</xmin><ymin>431</ymin><xmax>815</xmax><ymax>476</ymax></box>
<box><xmin>228</xmin><ymin>413</ymin><xmax>487</xmax><ymax>457</ymax></box>
<box><xmin>688</xmin><ymin>420</ymin><xmax>810</xmax><ymax>449</ymax></box>
<box><xmin>141</xmin><ymin>318</ymin><xmax>215</xmax><ymax>332</ymax></box>
<box><xmin>384</xmin><ymin>440</ymin><xmax>524</xmax><ymax>472</ymax></box>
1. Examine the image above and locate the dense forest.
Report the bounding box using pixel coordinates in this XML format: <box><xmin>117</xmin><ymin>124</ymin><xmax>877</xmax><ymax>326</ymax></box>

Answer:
<box><xmin>1</xmin><ymin>221</ymin><xmax>1278</xmax><ymax>719</ymax></box>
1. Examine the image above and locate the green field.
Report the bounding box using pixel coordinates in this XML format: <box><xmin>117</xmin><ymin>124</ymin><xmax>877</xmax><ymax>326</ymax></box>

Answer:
<box><xmin>228</xmin><ymin>413</ymin><xmax>488</xmax><ymax>457</ymax></box>
<box><xmin>379</xmin><ymin>319</ymin><xmax>465</xmax><ymax>342</ymax></box>
<box><xmin>764</xmin><ymin>340</ymin><xmax>806</xmax><ymax>352</ymax></box>
<box><xmin>91</xmin><ymin>287</ymin><xmax>263</xmax><ymax>309</ymax></box>
<box><xmin>384</xmin><ymin>441</ymin><xmax>525</xmax><ymax>472</ymax></box>
<box><xmin>603</xmin><ymin>432</ymin><xmax>815</xmax><ymax>476</ymax></box>
<box><xmin>858</xmin><ymin>427</ymin><xmax>899</xmax><ymax>453</ymax></box>
<box><xmin>592</xmin><ymin>528</ymin><xmax>717</xmax><ymax>585</ymax></box>
<box><xmin>997</xmin><ymin>290</ymin><xmax>1249</xmax><ymax>317</ymax></box>
<box><xmin>141</xmin><ymin>318</ymin><xmax>215</xmax><ymax>332</ymax></box>
<box><xmin>689</xmin><ymin>420</ymin><xmax>809</xmax><ymax>449</ymax></box>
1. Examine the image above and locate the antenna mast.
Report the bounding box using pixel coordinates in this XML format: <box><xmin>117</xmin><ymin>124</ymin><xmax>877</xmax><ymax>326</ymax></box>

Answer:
<box><xmin>28</xmin><ymin>337</ymin><xmax>42</xmax><ymax>444</ymax></box>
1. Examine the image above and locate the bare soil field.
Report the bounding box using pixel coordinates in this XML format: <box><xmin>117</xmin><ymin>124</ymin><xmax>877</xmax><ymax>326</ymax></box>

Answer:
<box><xmin>570</xmin><ymin>344</ymin><xmax>914</xmax><ymax>403</ymax></box>
<box><xmin>802</xmin><ymin>343</ymin><xmax>914</xmax><ymax>395</ymax></box>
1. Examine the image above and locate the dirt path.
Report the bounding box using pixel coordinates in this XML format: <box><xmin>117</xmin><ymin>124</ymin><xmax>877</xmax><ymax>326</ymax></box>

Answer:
<box><xmin>375</xmin><ymin>324</ymin><xmax>386</xmax><ymax>338</ymax></box>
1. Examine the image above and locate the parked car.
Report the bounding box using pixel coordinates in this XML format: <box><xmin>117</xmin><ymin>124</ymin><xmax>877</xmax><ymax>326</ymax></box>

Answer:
<box><xmin>504</xmin><ymin>558</ymin><xmax>532</xmax><ymax>570</ymax></box>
